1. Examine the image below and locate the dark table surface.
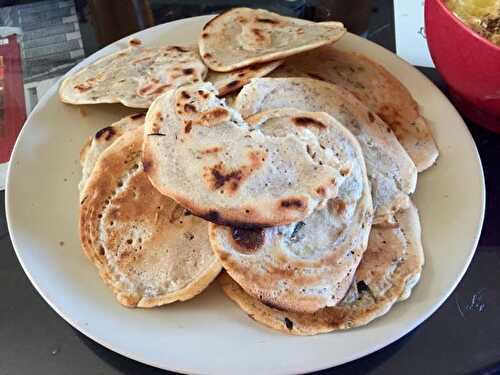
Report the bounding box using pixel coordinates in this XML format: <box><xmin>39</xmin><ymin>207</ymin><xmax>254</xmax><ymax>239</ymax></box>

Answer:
<box><xmin>1</xmin><ymin>1</ymin><xmax>500</xmax><ymax>374</ymax></box>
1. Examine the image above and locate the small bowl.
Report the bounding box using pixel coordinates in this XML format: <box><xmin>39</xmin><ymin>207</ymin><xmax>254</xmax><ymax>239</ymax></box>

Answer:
<box><xmin>425</xmin><ymin>0</ymin><xmax>500</xmax><ymax>132</ymax></box>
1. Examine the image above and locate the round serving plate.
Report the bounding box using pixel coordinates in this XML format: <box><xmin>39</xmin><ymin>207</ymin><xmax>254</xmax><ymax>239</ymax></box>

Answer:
<box><xmin>6</xmin><ymin>15</ymin><xmax>485</xmax><ymax>374</ymax></box>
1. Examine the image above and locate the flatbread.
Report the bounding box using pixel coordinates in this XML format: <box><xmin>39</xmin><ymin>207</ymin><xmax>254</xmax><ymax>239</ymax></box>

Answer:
<box><xmin>60</xmin><ymin>44</ymin><xmax>207</xmax><ymax>108</ymax></box>
<box><xmin>143</xmin><ymin>82</ymin><xmax>347</xmax><ymax>227</ymax></box>
<box><xmin>199</xmin><ymin>8</ymin><xmax>345</xmax><ymax>72</ymax></box>
<box><xmin>220</xmin><ymin>202</ymin><xmax>424</xmax><ymax>335</ymax></box>
<box><xmin>272</xmin><ymin>46</ymin><xmax>439</xmax><ymax>171</ymax></box>
<box><xmin>79</xmin><ymin>113</ymin><xmax>145</xmax><ymax>196</ymax></box>
<box><xmin>80</xmin><ymin>126</ymin><xmax>221</xmax><ymax>307</ymax></box>
<box><xmin>234</xmin><ymin>78</ymin><xmax>417</xmax><ymax>223</ymax></box>
<box><xmin>208</xmin><ymin>60</ymin><xmax>283</xmax><ymax>96</ymax></box>
<box><xmin>210</xmin><ymin>108</ymin><xmax>373</xmax><ymax>313</ymax></box>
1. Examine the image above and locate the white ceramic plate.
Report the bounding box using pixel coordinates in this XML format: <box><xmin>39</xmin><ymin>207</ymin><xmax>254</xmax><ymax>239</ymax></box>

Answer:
<box><xmin>7</xmin><ymin>15</ymin><xmax>485</xmax><ymax>374</ymax></box>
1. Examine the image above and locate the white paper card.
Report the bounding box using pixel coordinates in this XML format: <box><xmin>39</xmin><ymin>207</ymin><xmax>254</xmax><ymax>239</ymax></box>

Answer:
<box><xmin>394</xmin><ymin>0</ymin><xmax>435</xmax><ymax>67</ymax></box>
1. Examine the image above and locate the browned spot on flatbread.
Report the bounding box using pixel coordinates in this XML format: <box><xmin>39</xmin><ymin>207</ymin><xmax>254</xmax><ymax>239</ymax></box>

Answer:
<box><xmin>203</xmin><ymin>150</ymin><xmax>265</xmax><ymax>194</ymax></box>
<box><xmin>230</xmin><ymin>227</ymin><xmax>265</xmax><ymax>254</ymax></box>
<box><xmin>128</xmin><ymin>38</ymin><xmax>142</xmax><ymax>46</ymax></box>
<box><xmin>279</xmin><ymin>198</ymin><xmax>305</xmax><ymax>210</ymax></box>
<box><xmin>199</xmin><ymin>107</ymin><xmax>230</xmax><ymax>125</ymax></box>
<box><xmin>201</xmin><ymin>32</ymin><xmax>209</xmax><ymax>38</ymax></box>
<box><xmin>182</xmin><ymin>68</ymin><xmax>194</xmax><ymax>75</ymax></box>
<box><xmin>226</xmin><ymin>80</ymin><xmax>240</xmax><ymax>88</ymax></box>
<box><xmin>170</xmin><ymin>46</ymin><xmax>189</xmax><ymax>52</ymax></box>
<box><xmin>330</xmin><ymin>198</ymin><xmax>346</xmax><ymax>215</ymax></box>
<box><xmin>138</xmin><ymin>84</ymin><xmax>153</xmax><ymax>96</ymax></box>
<box><xmin>203</xmin><ymin>52</ymin><xmax>212</xmax><ymax>59</ymax></box>
<box><xmin>255</xmin><ymin>17</ymin><xmax>279</xmax><ymax>24</ymax></box>
<box><xmin>340</xmin><ymin>167</ymin><xmax>350</xmax><ymax>177</ymax></box>
<box><xmin>292</xmin><ymin>116</ymin><xmax>327</xmax><ymax>130</ymax></box>
<box><xmin>155</xmin><ymin>112</ymin><xmax>164</xmax><ymax>122</ymax></box>
<box><xmin>206</xmin><ymin>163</ymin><xmax>243</xmax><ymax>192</ymax></box>
<box><xmin>251</xmin><ymin>28</ymin><xmax>266</xmax><ymax>41</ymax></box>
<box><xmin>368</xmin><ymin>111</ymin><xmax>375</xmax><ymax>123</ymax></box>
<box><xmin>74</xmin><ymin>83</ymin><xmax>91</xmax><ymax>92</ymax></box>
<box><xmin>184</xmin><ymin>121</ymin><xmax>193</xmax><ymax>134</ymax></box>
<box><xmin>377</xmin><ymin>104</ymin><xmax>401</xmax><ymax>130</ymax></box>
<box><xmin>181</xmin><ymin>90</ymin><xmax>190</xmax><ymax>99</ymax></box>
<box><xmin>95</xmin><ymin>126</ymin><xmax>116</xmax><ymax>141</ymax></box>
<box><xmin>201</xmin><ymin>146</ymin><xmax>222</xmax><ymax>155</ymax></box>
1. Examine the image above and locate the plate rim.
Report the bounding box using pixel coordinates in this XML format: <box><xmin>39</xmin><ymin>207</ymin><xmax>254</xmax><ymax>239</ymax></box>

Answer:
<box><xmin>6</xmin><ymin>14</ymin><xmax>486</xmax><ymax>374</ymax></box>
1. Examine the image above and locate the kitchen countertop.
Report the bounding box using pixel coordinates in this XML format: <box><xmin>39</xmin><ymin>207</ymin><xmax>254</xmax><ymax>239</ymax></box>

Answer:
<box><xmin>1</xmin><ymin>1</ymin><xmax>499</xmax><ymax>374</ymax></box>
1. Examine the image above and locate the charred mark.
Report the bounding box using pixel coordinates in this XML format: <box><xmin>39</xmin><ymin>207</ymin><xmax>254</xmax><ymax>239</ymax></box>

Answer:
<box><xmin>368</xmin><ymin>111</ymin><xmax>375</xmax><ymax>122</ymax></box>
<box><xmin>226</xmin><ymin>80</ymin><xmax>240</xmax><ymax>88</ymax></box>
<box><xmin>147</xmin><ymin>133</ymin><xmax>166</xmax><ymax>136</ymax></box>
<box><xmin>280</xmin><ymin>199</ymin><xmax>304</xmax><ymax>209</ymax></box>
<box><xmin>95</xmin><ymin>126</ymin><xmax>116</xmax><ymax>141</ymax></box>
<box><xmin>330</xmin><ymin>198</ymin><xmax>346</xmax><ymax>215</ymax></box>
<box><xmin>231</xmin><ymin>227</ymin><xmax>265</xmax><ymax>253</ymax></box>
<box><xmin>211</xmin><ymin>167</ymin><xmax>242</xmax><ymax>190</ymax></box>
<box><xmin>170</xmin><ymin>46</ymin><xmax>189</xmax><ymax>52</ymax></box>
<box><xmin>284</xmin><ymin>317</ymin><xmax>294</xmax><ymax>330</ymax></box>
<box><xmin>357</xmin><ymin>280</ymin><xmax>370</xmax><ymax>293</ymax></box>
<box><xmin>206</xmin><ymin>210</ymin><xmax>219</xmax><ymax>222</ymax></box>
<box><xmin>256</xmin><ymin>17</ymin><xmax>279</xmax><ymax>24</ymax></box>
<box><xmin>292</xmin><ymin>116</ymin><xmax>327</xmax><ymax>130</ymax></box>
<box><xmin>182</xmin><ymin>68</ymin><xmax>194</xmax><ymax>75</ymax></box>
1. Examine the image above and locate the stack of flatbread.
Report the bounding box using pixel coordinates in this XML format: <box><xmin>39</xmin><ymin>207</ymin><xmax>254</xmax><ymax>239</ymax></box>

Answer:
<box><xmin>65</xmin><ymin>8</ymin><xmax>437</xmax><ymax>334</ymax></box>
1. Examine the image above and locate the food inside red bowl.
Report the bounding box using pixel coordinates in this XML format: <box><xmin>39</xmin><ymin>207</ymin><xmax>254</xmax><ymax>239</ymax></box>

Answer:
<box><xmin>425</xmin><ymin>0</ymin><xmax>500</xmax><ymax>132</ymax></box>
<box><xmin>444</xmin><ymin>0</ymin><xmax>500</xmax><ymax>45</ymax></box>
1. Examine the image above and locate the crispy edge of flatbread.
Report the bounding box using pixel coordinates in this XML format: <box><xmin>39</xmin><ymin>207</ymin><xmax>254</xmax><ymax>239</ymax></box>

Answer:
<box><xmin>219</xmin><ymin>202</ymin><xmax>424</xmax><ymax>335</ymax></box>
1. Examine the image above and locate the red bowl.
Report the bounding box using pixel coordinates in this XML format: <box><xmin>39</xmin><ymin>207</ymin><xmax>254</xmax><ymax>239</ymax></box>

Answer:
<box><xmin>425</xmin><ymin>0</ymin><xmax>500</xmax><ymax>132</ymax></box>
